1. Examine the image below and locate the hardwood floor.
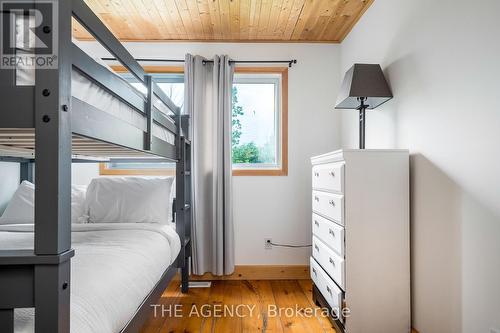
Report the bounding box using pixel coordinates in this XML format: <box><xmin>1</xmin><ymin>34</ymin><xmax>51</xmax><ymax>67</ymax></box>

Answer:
<box><xmin>140</xmin><ymin>279</ymin><xmax>337</xmax><ymax>333</ymax></box>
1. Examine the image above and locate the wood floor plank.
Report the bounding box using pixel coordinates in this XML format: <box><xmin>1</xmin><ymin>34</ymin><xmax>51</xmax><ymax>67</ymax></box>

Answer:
<box><xmin>141</xmin><ymin>279</ymin><xmax>337</xmax><ymax>333</ymax></box>
<box><xmin>158</xmin><ymin>282</ymin><xmax>213</xmax><ymax>332</ymax></box>
<box><xmin>187</xmin><ymin>287</ymin><xmax>213</xmax><ymax>332</ymax></box>
<box><xmin>241</xmin><ymin>280</ymin><xmax>284</xmax><ymax>333</ymax></box>
<box><xmin>200</xmin><ymin>280</ymin><xmax>227</xmax><ymax>333</ymax></box>
<box><xmin>270</xmin><ymin>280</ymin><xmax>331</xmax><ymax>333</ymax></box>
<box><xmin>178</xmin><ymin>285</ymin><xmax>213</xmax><ymax>332</ymax></box>
<box><xmin>215</xmin><ymin>280</ymin><xmax>243</xmax><ymax>333</ymax></box>
<box><xmin>240</xmin><ymin>281</ymin><xmax>262</xmax><ymax>332</ymax></box>
<box><xmin>297</xmin><ymin>279</ymin><xmax>337</xmax><ymax>333</ymax></box>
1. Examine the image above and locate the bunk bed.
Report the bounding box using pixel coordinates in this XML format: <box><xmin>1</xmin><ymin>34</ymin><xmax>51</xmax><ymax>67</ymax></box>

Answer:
<box><xmin>0</xmin><ymin>0</ymin><xmax>191</xmax><ymax>332</ymax></box>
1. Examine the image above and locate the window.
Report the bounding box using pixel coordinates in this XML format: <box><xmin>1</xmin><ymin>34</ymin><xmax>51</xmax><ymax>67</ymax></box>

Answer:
<box><xmin>99</xmin><ymin>66</ymin><xmax>288</xmax><ymax>177</ymax></box>
<box><xmin>232</xmin><ymin>68</ymin><xmax>288</xmax><ymax>176</ymax></box>
<box><xmin>99</xmin><ymin>67</ymin><xmax>183</xmax><ymax>176</ymax></box>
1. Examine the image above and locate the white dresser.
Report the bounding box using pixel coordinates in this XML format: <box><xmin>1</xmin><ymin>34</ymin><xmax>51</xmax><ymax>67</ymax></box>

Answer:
<box><xmin>310</xmin><ymin>149</ymin><xmax>410</xmax><ymax>333</ymax></box>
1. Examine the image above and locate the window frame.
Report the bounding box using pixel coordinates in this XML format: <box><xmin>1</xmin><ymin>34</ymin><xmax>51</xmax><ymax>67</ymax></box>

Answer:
<box><xmin>231</xmin><ymin>67</ymin><xmax>288</xmax><ymax>176</ymax></box>
<box><xmin>99</xmin><ymin>66</ymin><xmax>288</xmax><ymax>177</ymax></box>
<box><xmin>99</xmin><ymin>163</ymin><xmax>175</xmax><ymax>176</ymax></box>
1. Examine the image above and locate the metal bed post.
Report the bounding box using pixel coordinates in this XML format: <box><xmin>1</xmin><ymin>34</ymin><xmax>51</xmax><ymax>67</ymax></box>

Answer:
<box><xmin>33</xmin><ymin>0</ymin><xmax>74</xmax><ymax>331</ymax></box>
<box><xmin>0</xmin><ymin>0</ymin><xmax>73</xmax><ymax>331</ymax></box>
<box><xmin>181</xmin><ymin>115</ymin><xmax>192</xmax><ymax>293</ymax></box>
<box><xmin>0</xmin><ymin>0</ymin><xmax>75</xmax><ymax>332</ymax></box>
<box><xmin>176</xmin><ymin>116</ymin><xmax>192</xmax><ymax>293</ymax></box>
<box><xmin>144</xmin><ymin>75</ymin><xmax>153</xmax><ymax>151</ymax></box>
<box><xmin>184</xmin><ymin>136</ymin><xmax>192</xmax><ymax>288</ymax></box>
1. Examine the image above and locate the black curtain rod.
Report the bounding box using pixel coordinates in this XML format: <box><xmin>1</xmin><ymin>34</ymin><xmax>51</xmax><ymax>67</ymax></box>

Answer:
<box><xmin>101</xmin><ymin>57</ymin><xmax>298</xmax><ymax>67</ymax></box>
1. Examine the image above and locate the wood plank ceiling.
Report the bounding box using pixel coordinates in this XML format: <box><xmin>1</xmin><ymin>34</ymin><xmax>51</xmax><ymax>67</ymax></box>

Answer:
<box><xmin>73</xmin><ymin>0</ymin><xmax>373</xmax><ymax>42</ymax></box>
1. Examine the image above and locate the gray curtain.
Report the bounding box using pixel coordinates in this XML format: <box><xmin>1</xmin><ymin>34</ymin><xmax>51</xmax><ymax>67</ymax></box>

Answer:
<box><xmin>184</xmin><ymin>54</ymin><xmax>235</xmax><ymax>276</ymax></box>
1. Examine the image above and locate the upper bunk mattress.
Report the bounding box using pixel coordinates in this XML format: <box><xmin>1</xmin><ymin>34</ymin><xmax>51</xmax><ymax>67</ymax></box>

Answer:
<box><xmin>72</xmin><ymin>69</ymin><xmax>176</xmax><ymax>145</ymax></box>
<box><xmin>0</xmin><ymin>223</ymin><xmax>180</xmax><ymax>333</ymax></box>
<box><xmin>15</xmin><ymin>62</ymin><xmax>176</xmax><ymax>145</ymax></box>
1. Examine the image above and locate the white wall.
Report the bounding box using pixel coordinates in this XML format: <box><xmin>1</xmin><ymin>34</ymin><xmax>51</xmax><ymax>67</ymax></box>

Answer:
<box><xmin>0</xmin><ymin>162</ymin><xmax>19</xmax><ymax>214</ymax></box>
<box><xmin>74</xmin><ymin>42</ymin><xmax>342</xmax><ymax>265</ymax></box>
<box><xmin>339</xmin><ymin>1</ymin><xmax>500</xmax><ymax>332</ymax></box>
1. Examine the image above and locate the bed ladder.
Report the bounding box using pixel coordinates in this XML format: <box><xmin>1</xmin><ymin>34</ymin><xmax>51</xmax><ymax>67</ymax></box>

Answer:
<box><xmin>175</xmin><ymin>135</ymin><xmax>192</xmax><ymax>293</ymax></box>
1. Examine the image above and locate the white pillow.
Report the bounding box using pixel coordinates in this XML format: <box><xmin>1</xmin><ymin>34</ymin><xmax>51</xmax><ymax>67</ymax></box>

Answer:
<box><xmin>85</xmin><ymin>177</ymin><xmax>174</xmax><ymax>224</ymax></box>
<box><xmin>0</xmin><ymin>180</ymin><xmax>34</xmax><ymax>224</ymax></box>
<box><xmin>0</xmin><ymin>181</ymin><xmax>88</xmax><ymax>224</ymax></box>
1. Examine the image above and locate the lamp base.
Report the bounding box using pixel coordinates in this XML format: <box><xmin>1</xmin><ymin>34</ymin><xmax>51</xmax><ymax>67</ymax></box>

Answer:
<box><xmin>357</xmin><ymin>97</ymin><xmax>367</xmax><ymax>149</ymax></box>
<box><xmin>359</xmin><ymin>108</ymin><xmax>365</xmax><ymax>149</ymax></box>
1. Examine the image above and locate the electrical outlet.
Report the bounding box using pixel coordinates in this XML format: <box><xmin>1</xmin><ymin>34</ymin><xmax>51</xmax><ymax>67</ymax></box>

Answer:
<box><xmin>264</xmin><ymin>238</ymin><xmax>272</xmax><ymax>249</ymax></box>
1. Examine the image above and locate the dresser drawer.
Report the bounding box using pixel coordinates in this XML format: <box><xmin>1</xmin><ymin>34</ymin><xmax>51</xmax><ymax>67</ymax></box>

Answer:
<box><xmin>312</xmin><ymin>213</ymin><xmax>344</xmax><ymax>257</ymax></box>
<box><xmin>312</xmin><ymin>162</ymin><xmax>344</xmax><ymax>193</ymax></box>
<box><xmin>312</xmin><ymin>236</ymin><xmax>345</xmax><ymax>290</ymax></box>
<box><xmin>312</xmin><ymin>191</ymin><xmax>344</xmax><ymax>223</ymax></box>
<box><xmin>310</xmin><ymin>257</ymin><xmax>344</xmax><ymax>322</ymax></box>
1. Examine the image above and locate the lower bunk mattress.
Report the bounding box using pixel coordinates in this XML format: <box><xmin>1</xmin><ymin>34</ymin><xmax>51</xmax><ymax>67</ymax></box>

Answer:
<box><xmin>0</xmin><ymin>223</ymin><xmax>181</xmax><ymax>333</ymax></box>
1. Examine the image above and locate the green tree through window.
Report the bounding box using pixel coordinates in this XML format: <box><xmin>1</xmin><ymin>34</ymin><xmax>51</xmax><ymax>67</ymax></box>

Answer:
<box><xmin>232</xmin><ymin>87</ymin><xmax>260</xmax><ymax>163</ymax></box>
<box><xmin>232</xmin><ymin>86</ymin><xmax>243</xmax><ymax>147</ymax></box>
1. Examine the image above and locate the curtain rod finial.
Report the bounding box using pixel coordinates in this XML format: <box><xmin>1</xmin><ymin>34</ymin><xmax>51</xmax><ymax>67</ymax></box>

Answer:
<box><xmin>289</xmin><ymin>59</ymin><xmax>297</xmax><ymax>67</ymax></box>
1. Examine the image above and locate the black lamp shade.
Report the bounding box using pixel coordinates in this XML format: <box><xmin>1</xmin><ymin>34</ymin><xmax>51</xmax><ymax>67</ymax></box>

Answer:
<box><xmin>335</xmin><ymin>64</ymin><xmax>393</xmax><ymax>109</ymax></box>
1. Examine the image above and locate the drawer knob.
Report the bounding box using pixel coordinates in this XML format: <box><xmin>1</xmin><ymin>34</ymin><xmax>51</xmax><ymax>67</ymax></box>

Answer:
<box><xmin>314</xmin><ymin>220</ymin><xmax>319</xmax><ymax>226</ymax></box>
<box><xmin>314</xmin><ymin>244</ymin><xmax>319</xmax><ymax>251</ymax></box>
<box><xmin>329</xmin><ymin>200</ymin><xmax>335</xmax><ymax>206</ymax></box>
<box><xmin>329</xmin><ymin>257</ymin><xmax>335</xmax><ymax>266</ymax></box>
<box><xmin>326</xmin><ymin>286</ymin><xmax>332</xmax><ymax>294</ymax></box>
<box><xmin>329</xmin><ymin>229</ymin><xmax>335</xmax><ymax>237</ymax></box>
<box><xmin>329</xmin><ymin>171</ymin><xmax>335</xmax><ymax>177</ymax></box>
<box><xmin>312</xmin><ymin>268</ymin><xmax>317</xmax><ymax>275</ymax></box>
<box><xmin>314</xmin><ymin>196</ymin><xmax>319</xmax><ymax>202</ymax></box>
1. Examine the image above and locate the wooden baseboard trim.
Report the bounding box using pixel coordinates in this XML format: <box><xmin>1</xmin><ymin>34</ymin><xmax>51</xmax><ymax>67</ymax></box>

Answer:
<box><xmin>191</xmin><ymin>265</ymin><xmax>310</xmax><ymax>281</ymax></box>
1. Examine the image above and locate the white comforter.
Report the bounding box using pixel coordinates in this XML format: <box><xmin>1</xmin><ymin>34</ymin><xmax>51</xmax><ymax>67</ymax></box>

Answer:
<box><xmin>0</xmin><ymin>223</ymin><xmax>180</xmax><ymax>333</ymax></box>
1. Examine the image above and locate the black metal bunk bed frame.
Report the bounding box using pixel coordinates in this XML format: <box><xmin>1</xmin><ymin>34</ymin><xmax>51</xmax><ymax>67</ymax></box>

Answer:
<box><xmin>0</xmin><ymin>0</ymin><xmax>191</xmax><ymax>332</ymax></box>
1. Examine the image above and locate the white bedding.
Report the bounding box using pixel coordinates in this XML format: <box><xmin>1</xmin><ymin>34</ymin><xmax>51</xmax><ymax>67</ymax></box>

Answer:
<box><xmin>0</xmin><ymin>223</ymin><xmax>180</xmax><ymax>333</ymax></box>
